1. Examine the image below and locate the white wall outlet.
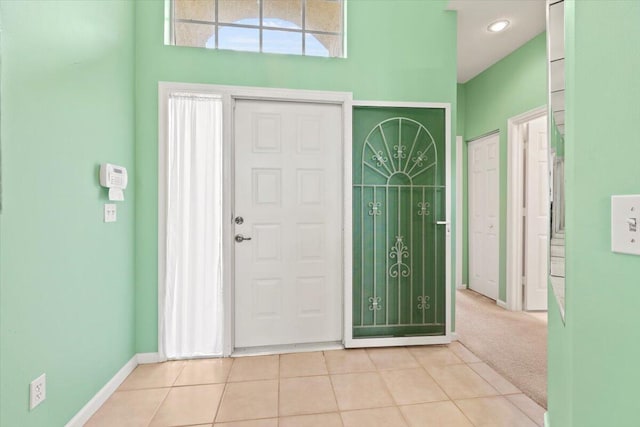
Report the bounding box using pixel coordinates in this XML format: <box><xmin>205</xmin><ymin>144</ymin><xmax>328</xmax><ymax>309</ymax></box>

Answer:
<box><xmin>612</xmin><ymin>195</ymin><xmax>640</xmax><ymax>255</ymax></box>
<box><xmin>104</xmin><ymin>204</ymin><xmax>117</xmax><ymax>223</ymax></box>
<box><xmin>30</xmin><ymin>374</ymin><xmax>46</xmax><ymax>410</ymax></box>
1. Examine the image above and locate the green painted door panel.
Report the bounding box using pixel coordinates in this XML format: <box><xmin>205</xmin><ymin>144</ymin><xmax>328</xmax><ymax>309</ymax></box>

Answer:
<box><xmin>353</xmin><ymin>107</ymin><xmax>446</xmax><ymax>338</ymax></box>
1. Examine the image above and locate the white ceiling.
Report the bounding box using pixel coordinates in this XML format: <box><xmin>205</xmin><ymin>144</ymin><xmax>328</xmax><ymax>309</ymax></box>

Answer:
<box><xmin>448</xmin><ymin>0</ymin><xmax>546</xmax><ymax>83</ymax></box>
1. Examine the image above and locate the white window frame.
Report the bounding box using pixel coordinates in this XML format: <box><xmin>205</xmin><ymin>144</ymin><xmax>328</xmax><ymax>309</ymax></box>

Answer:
<box><xmin>166</xmin><ymin>0</ymin><xmax>346</xmax><ymax>58</ymax></box>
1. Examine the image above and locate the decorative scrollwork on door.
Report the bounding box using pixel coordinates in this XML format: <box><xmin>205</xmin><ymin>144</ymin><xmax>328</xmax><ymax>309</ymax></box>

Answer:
<box><xmin>389</xmin><ymin>236</ymin><xmax>410</xmax><ymax>278</ymax></box>
<box><xmin>354</xmin><ymin>114</ymin><xmax>445</xmax><ymax>338</ymax></box>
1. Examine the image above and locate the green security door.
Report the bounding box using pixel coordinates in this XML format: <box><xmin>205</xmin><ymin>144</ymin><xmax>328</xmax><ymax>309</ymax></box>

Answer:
<box><xmin>352</xmin><ymin>106</ymin><xmax>448</xmax><ymax>341</ymax></box>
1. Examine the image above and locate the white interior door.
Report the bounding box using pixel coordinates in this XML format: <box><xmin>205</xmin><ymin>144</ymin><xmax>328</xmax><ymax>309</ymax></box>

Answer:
<box><xmin>233</xmin><ymin>99</ymin><xmax>343</xmax><ymax>349</ymax></box>
<box><xmin>524</xmin><ymin>116</ymin><xmax>549</xmax><ymax>310</ymax></box>
<box><xmin>468</xmin><ymin>134</ymin><xmax>500</xmax><ymax>301</ymax></box>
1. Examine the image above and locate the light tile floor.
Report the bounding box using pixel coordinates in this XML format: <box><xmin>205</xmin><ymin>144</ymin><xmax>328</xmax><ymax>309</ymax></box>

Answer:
<box><xmin>87</xmin><ymin>342</ymin><xmax>545</xmax><ymax>427</ymax></box>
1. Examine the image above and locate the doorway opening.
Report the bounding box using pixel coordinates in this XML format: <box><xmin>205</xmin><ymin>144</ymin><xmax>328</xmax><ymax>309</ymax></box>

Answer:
<box><xmin>457</xmin><ymin>107</ymin><xmax>549</xmax><ymax>407</ymax></box>
<box><xmin>506</xmin><ymin>107</ymin><xmax>549</xmax><ymax>312</ymax></box>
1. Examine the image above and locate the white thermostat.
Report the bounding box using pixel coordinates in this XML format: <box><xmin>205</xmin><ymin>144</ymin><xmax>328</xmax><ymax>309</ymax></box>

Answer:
<box><xmin>611</xmin><ymin>195</ymin><xmax>640</xmax><ymax>255</ymax></box>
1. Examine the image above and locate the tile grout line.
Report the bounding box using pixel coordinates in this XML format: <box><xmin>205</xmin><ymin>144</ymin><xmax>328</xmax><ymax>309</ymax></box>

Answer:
<box><xmin>467</xmin><ymin>362</ymin><xmax>521</xmax><ymax>395</ymax></box>
<box><xmin>142</xmin><ymin>362</ymin><xmax>187</xmax><ymax>427</ymax></box>
<box><xmin>412</xmin><ymin>349</ymin><xmax>479</xmax><ymax>427</ymax></box>
<box><xmin>211</xmin><ymin>378</ymin><xmax>229</xmax><ymax>425</ymax></box>
<box><xmin>144</xmin><ymin>387</ymin><xmax>171</xmax><ymax>427</ymax></box>
<box><xmin>320</xmin><ymin>351</ymin><xmax>343</xmax><ymax>424</ymax></box>
<box><xmin>503</xmin><ymin>394</ymin><xmax>546</xmax><ymax>426</ymax></box>
<box><xmin>450</xmin><ymin>397</ymin><xmax>480</xmax><ymax>427</ymax></box>
<box><xmin>276</xmin><ymin>354</ymin><xmax>281</xmax><ymax>426</ymax></box>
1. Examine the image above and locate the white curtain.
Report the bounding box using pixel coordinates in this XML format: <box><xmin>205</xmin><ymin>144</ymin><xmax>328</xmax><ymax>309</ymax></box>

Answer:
<box><xmin>163</xmin><ymin>93</ymin><xmax>223</xmax><ymax>358</ymax></box>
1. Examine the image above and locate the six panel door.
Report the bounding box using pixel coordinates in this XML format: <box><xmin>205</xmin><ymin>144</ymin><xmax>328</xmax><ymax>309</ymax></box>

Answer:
<box><xmin>233</xmin><ymin>100</ymin><xmax>343</xmax><ymax>348</ymax></box>
<box><xmin>468</xmin><ymin>134</ymin><xmax>500</xmax><ymax>301</ymax></box>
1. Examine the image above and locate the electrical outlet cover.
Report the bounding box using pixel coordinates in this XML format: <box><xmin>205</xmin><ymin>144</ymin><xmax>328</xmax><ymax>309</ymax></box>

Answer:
<box><xmin>30</xmin><ymin>373</ymin><xmax>46</xmax><ymax>410</ymax></box>
<box><xmin>104</xmin><ymin>204</ymin><xmax>117</xmax><ymax>223</ymax></box>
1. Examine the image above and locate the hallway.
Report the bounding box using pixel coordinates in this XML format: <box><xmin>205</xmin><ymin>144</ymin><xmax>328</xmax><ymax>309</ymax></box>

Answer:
<box><xmin>456</xmin><ymin>289</ymin><xmax>547</xmax><ymax>407</ymax></box>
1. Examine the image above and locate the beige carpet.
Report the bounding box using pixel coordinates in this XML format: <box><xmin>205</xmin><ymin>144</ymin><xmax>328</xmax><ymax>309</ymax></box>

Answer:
<box><xmin>455</xmin><ymin>289</ymin><xmax>547</xmax><ymax>408</ymax></box>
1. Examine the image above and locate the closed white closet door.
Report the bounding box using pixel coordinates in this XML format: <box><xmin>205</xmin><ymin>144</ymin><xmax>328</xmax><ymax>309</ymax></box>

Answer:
<box><xmin>524</xmin><ymin>116</ymin><xmax>549</xmax><ymax>310</ymax></box>
<box><xmin>233</xmin><ymin>99</ymin><xmax>343</xmax><ymax>348</ymax></box>
<box><xmin>468</xmin><ymin>134</ymin><xmax>500</xmax><ymax>300</ymax></box>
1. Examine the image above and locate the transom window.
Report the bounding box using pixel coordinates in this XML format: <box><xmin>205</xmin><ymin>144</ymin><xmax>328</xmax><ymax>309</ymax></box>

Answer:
<box><xmin>168</xmin><ymin>0</ymin><xmax>345</xmax><ymax>58</ymax></box>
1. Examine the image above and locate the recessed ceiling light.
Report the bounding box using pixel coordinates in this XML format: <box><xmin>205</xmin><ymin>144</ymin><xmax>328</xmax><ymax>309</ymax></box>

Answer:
<box><xmin>488</xmin><ymin>20</ymin><xmax>510</xmax><ymax>33</ymax></box>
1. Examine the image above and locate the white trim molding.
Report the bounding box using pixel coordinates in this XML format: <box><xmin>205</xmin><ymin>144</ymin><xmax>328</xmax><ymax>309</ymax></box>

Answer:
<box><xmin>64</xmin><ymin>355</ymin><xmax>138</xmax><ymax>427</ymax></box>
<box><xmin>159</xmin><ymin>82</ymin><xmax>353</xmax><ymax>358</ymax></box>
<box><xmin>137</xmin><ymin>352</ymin><xmax>164</xmax><ymax>364</ymax></box>
<box><xmin>506</xmin><ymin>106</ymin><xmax>547</xmax><ymax>311</ymax></box>
<box><xmin>456</xmin><ymin>136</ymin><xmax>463</xmax><ymax>290</ymax></box>
<box><xmin>345</xmin><ymin>100</ymin><xmax>453</xmax><ymax>349</ymax></box>
<box><xmin>497</xmin><ymin>299</ymin><xmax>508</xmax><ymax>309</ymax></box>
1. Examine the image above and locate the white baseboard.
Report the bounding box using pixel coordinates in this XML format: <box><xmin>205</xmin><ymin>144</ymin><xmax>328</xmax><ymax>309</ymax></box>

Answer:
<box><xmin>456</xmin><ymin>283</ymin><xmax>468</xmax><ymax>290</ymax></box>
<box><xmin>65</xmin><ymin>355</ymin><xmax>138</xmax><ymax>427</ymax></box>
<box><xmin>544</xmin><ymin>411</ymin><xmax>550</xmax><ymax>427</ymax></box>
<box><xmin>497</xmin><ymin>299</ymin><xmax>508</xmax><ymax>309</ymax></box>
<box><xmin>451</xmin><ymin>332</ymin><xmax>460</xmax><ymax>341</ymax></box>
<box><xmin>137</xmin><ymin>352</ymin><xmax>163</xmax><ymax>364</ymax></box>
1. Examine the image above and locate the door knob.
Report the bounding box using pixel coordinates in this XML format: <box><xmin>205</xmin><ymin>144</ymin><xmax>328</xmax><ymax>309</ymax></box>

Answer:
<box><xmin>235</xmin><ymin>234</ymin><xmax>252</xmax><ymax>243</ymax></box>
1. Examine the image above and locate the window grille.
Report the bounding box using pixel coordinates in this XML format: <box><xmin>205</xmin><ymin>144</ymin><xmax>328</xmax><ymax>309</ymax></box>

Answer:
<box><xmin>169</xmin><ymin>0</ymin><xmax>345</xmax><ymax>58</ymax></box>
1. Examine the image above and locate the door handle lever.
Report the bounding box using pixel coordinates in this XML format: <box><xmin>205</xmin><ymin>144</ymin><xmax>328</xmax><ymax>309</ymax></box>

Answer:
<box><xmin>436</xmin><ymin>221</ymin><xmax>450</xmax><ymax>225</ymax></box>
<box><xmin>235</xmin><ymin>234</ymin><xmax>252</xmax><ymax>243</ymax></box>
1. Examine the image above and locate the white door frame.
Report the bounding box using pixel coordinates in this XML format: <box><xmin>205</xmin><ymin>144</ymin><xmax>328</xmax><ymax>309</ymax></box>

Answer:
<box><xmin>158</xmin><ymin>82</ymin><xmax>353</xmax><ymax>358</ymax></box>
<box><xmin>505</xmin><ymin>105</ymin><xmax>547</xmax><ymax>311</ymax></box>
<box><xmin>345</xmin><ymin>100</ymin><xmax>452</xmax><ymax>348</ymax></box>
<box><xmin>456</xmin><ymin>136</ymin><xmax>464</xmax><ymax>289</ymax></box>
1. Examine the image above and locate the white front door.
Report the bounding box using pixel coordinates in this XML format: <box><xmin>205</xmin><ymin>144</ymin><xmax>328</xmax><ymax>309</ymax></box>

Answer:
<box><xmin>524</xmin><ymin>116</ymin><xmax>549</xmax><ymax>310</ymax></box>
<box><xmin>468</xmin><ymin>134</ymin><xmax>500</xmax><ymax>301</ymax></box>
<box><xmin>233</xmin><ymin>99</ymin><xmax>343</xmax><ymax>348</ymax></box>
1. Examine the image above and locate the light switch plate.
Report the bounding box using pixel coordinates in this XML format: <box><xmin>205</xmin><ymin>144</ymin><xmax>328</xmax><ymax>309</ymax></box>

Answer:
<box><xmin>104</xmin><ymin>204</ymin><xmax>117</xmax><ymax>223</ymax></box>
<box><xmin>611</xmin><ymin>195</ymin><xmax>640</xmax><ymax>255</ymax></box>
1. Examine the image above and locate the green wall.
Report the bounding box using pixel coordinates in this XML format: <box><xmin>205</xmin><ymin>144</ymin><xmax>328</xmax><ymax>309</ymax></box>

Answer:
<box><xmin>135</xmin><ymin>0</ymin><xmax>459</xmax><ymax>352</ymax></box>
<box><xmin>0</xmin><ymin>1</ymin><xmax>136</xmax><ymax>426</ymax></box>
<box><xmin>460</xmin><ymin>32</ymin><xmax>547</xmax><ymax>299</ymax></box>
<box><xmin>548</xmin><ymin>1</ymin><xmax>640</xmax><ymax>425</ymax></box>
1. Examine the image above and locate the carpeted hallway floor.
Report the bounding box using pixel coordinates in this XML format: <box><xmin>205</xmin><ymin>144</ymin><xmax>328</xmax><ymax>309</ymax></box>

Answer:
<box><xmin>456</xmin><ymin>289</ymin><xmax>547</xmax><ymax>408</ymax></box>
